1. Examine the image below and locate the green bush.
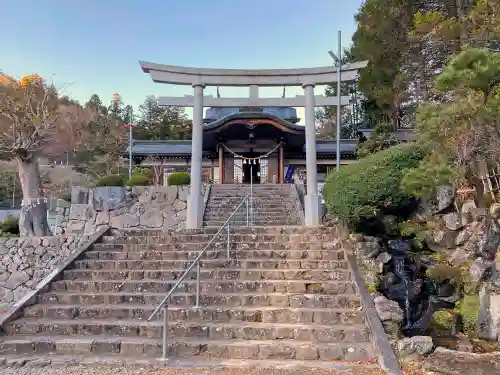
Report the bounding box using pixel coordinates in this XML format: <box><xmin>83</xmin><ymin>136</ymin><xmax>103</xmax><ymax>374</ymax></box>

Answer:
<box><xmin>323</xmin><ymin>144</ymin><xmax>426</xmax><ymax>227</ymax></box>
<box><xmin>126</xmin><ymin>174</ymin><xmax>151</xmax><ymax>186</ymax></box>
<box><xmin>457</xmin><ymin>295</ymin><xmax>479</xmax><ymax>336</ymax></box>
<box><xmin>132</xmin><ymin>167</ymin><xmax>153</xmax><ymax>179</ymax></box>
<box><xmin>167</xmin><ymin>172</ymin><xmax>190</xmax><ymax>186</ymax></box>
<box><xmin>0</xmin><ymin>216</ymin><xmax>19</xmax><ymax>235</ymax></box>
<box><xmin>95</xmin><ymin>175</ymin><xmax>124</xmax><ymax>187</ymax></box>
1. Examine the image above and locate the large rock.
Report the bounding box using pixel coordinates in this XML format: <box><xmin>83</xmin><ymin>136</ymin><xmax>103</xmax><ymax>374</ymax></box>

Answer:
<box><xmin>396</xmin><ymin>336</ymin><xmax>433</xmax><ymax>356</ymax></box>
<box><xmin>373</xmin><ymin>294</ymin><xmax>404</xmax><ymax>323</ymax></box>
<box><xmin>424</xmin><ymin>347</ymin><xmax>500</xmax><ymax>375</ymax></box>
<box><xmin>353</xmin><ymin>238</ymin><xmax>382</xmax><ymax>259</ymax></box>
<box><xmin>92</xmin><ymin>187</ymin><xmax>130</xmax><ymax>211</ymax></box>
<box><xmin>490</xmin><ymin>203</ymin><xmax>500</xmax><ymax>219</ymax></box>
<box><xmin>436</xmin><ymin>185</ymin><xmax>455</xmax><ymax>212</ymax></box>
<box><xmin>449</xmin><ymin>247</ymin><xmax>473</xmax><ymax>267</ymax></box>
<box><xmin>461</xmin><ymin>200</ymin><xmax>478</xmax><ymax>225</ymax></box>
<box><xmin>476</xmin><ymin>221</ymin><xmax>500</xmax><ymax>260</ymax></box>
<box><xmin>469</xmin><ymin>257</ymin><xmax>494</xmax><ymax>282</ymax></box>
<box><xmin>431</xmin><ymin>229</ymin><xmax>458</xmax><ymax>249</ymax></box>
<box><xmin>443</xmin><ymin>212</ymin><xmax>464</xmax><ymax>231</ymax></box>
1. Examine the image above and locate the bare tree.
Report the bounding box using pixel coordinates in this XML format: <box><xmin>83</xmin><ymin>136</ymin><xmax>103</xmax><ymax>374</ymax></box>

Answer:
<box><xmin>145</xmin><ymin>156</ymin><xmax>165</xmax><ymax>185</ymax></box>
<box><xmin>0</xmin><ymin>75</ymin><xmax>93</xmax><ymax>236</ymax></box>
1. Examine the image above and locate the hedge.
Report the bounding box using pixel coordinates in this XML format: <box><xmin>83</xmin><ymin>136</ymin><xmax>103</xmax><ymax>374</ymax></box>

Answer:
<box><xmin>0</xmin><ymin>216</ymin><xmax>19</xmax><ymax>235</ymax></box>
<box><xmin>125</xmin><ymin>174</ymin><xmax>151</xmax><ymax>186</ymax></box>
<box><xmin>323</xmin><ymin>143</ymin><xmax>426</xmax><ymax>227</ymax></box>
<box><xmin>96</xmin><ymin>175</ymin><xmax>125</xmax><ymax>187</ymax></box>
<box><xmin>167</xmin><ymin>172</ymin><xmax>190</xmax><ymax>186</ymax></box>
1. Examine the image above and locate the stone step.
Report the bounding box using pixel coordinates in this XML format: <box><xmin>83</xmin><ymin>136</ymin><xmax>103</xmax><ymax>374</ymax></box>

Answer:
<box><xmin>50</xmin><ymin>279</ymin><xmax>355</xmax><ymax>294</ymax></box>
<box><xmin>0</xmin><ymin>335</ymin><xmax>374</xmax><ymax>361</ymax></box>
<box><xmin>105</xmin><ymin>226</ymin><xmax>338</xmax><ymax>236</ymax></box>
<box><xmin>91</xmin><ymin>241</ymin><xmax>342</xmax><ymax>251</ymax></box>
<box><xmin>0</xmin><ymin>353</ymin><xmax>384</xmax><ymax>369</ymax></box>
<box><xmin>205</xmin><ymin>203</ymin><xmax>291</xmax><ymax>209</ymax></box>
<box><xmin>204</xmin><ymin>220</ymin><xmax>299</xmax><ymax>226</ymax></box>
<box><xmin>10</xmin><ymin>317</ymin><xmax>369</xmax><ymax>342</ymax></box>
<box><xmin>37</xmin><ymin>291</ymin><xmax>360</xmax><ymax>307</ymax></box>
<box><xmin>74</xmin><ymin>259</ymin><xmax>349</xmax><ymax>270</ymax></box>
<box><xmin>82</xmin><ymin>249</ymin><xmax>347</xmax><ymax>261</ymax></box>
<box><xmin>203</xmin><ymin>211</ymin><xmax>293</xmax><ymax>218</ymax></box>
<box><xmin>209</xmin><ymin>194</ymin><xmax>289</xmax><ymax>198</ymax></box>
<box><xmin>100</xmin><ymin>233</ymin><xmax>341</xmax><ymax>244</ymax></box>
<box><xmin>62</xmin><ymin>268</ymin><xmax>352</xmax><ymax>282</ymax></box>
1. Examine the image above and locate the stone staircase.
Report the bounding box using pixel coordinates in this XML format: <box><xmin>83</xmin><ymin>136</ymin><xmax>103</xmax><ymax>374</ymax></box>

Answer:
<box><xmin>203</xmin><ymin>184</ymin><xmax>303</xmax><ymax>227</ymax></box>
<box><xmin>0</xmin><ymin>226</ymin><xmax>377</xmax><ymax>367</ymax></box>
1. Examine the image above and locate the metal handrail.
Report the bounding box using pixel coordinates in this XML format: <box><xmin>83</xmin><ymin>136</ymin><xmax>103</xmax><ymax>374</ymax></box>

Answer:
<box><xmin>147</xmin><ymin>192</ymin><xmax>251</xmax><ymax>360</ymax></box>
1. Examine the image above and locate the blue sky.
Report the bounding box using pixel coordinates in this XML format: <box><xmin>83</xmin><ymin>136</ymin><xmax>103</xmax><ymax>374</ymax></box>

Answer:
<box><xmin>1</xmin><ymin>0</ymin><xmax>364</xmax><ymax>121</ymax></box>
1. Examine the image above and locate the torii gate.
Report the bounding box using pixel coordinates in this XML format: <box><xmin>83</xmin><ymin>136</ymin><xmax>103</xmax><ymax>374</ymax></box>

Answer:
<box><xmin>139</xmin><ymin>61</ymin><xmax>368</xmax><ymax>229</ymax></box>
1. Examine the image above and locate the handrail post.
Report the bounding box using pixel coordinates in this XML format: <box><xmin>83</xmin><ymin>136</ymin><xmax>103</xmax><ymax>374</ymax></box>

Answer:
<box><xmin>162</xmin><ymin>304</ymin><xmax>169</xmax><ymax>360</ymax></box>
<box><xmin>147</xmin><ymin>192</ymin><xmax>250</xmax><ymax>323</ymax></box>
<box><xmin>246</xmin><ymin>198</ymin><xmax>249</xmax><ymax>227</ymax></box>
<box><xmin>250</xmin><ymin>164</ymin><xmax>253</xmax><ymax>226</ymax></box>
<box><xmin>226</xmin><ymin>223</ymin><xmax>230</xmax><ymax>259</ymax></box>
<box><xmin>195</xmin><ymin>262</ymin><xmax>200</xmax><ymax>308</ymax></box>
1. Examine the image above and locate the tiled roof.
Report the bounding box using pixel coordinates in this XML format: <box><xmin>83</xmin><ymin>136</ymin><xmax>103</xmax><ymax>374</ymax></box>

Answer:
<box><xmin>126</xmin><ymin>139</ymin><xmax>358</xmax><ymax>156</ymax></box>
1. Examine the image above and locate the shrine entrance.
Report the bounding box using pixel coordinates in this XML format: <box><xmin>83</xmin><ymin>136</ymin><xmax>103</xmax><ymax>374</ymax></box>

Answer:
<box><xmin>233</xmin><ymin>155</ymin><xmax>269</xmax><ymax>184</ymax></box>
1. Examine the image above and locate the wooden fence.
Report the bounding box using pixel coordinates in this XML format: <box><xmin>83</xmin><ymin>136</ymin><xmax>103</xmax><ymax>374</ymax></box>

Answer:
<box><xmin>481</xmin><ymin>167</ymin><xmax>500</xmax><ymax>202</ymax></box>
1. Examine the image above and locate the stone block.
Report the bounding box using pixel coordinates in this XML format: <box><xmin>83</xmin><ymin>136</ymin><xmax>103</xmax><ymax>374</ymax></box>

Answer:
<box><xmin>92</xmin><ymin>187</ymin><xmax>129</xmax><ymax>211</ymax></box>
<box><xmin>295</xmin><ymin>344</ymin><xmax>319</xmax><ymax>360</ymax></box>
<box><xmin>71</xmin><ymin>187</ymin><xmax>90</xmax><ymax>204</ymax></box>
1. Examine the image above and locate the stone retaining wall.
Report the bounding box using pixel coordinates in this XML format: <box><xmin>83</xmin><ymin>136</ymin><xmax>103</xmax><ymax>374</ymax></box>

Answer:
<box><xmin>49</xmin><ymin>184</ymin><xmax>209</xmax><ymax>235</ymax></box>
<box><xmin>0</xmin><ymin>235</ymin><xmax>91</xmax><ymax>304</ymax></box>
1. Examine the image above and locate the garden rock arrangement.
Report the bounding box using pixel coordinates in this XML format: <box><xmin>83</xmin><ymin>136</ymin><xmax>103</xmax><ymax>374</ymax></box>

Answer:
<box><xmin>348</xmin><ymin>185</ymin><xmax>500</xmax><ymax>359</ymax></box>
<box><xmin>0</xmin><ymin>235</ymin><xmax>92</xmax><ymax>304</ymax></box>
<box><xmin>50</xmin><ymin>184</ymin><xmax>209</xmax><ymax>235</ymax></box>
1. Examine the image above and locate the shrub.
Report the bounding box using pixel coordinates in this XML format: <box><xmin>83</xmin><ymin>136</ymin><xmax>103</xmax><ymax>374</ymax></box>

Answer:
<box><xmin>126</xmin><ymin>174</ymin><xmax>151</xmax><ymax>186</ymax></box>
<box><xmin>132</xmin><ymin>167</ymin><xmax>153</xmax><ymax>180</ymax></box>
<box><xmin>167</xmin><ymin>172</ymin><xmax>190</xmax><ymax>186</ymax></box>
<box><xmin>96</xmin><ymin>175</ymin><xmax>124</xmax><ymax>187</ymax></box>
<box><xmin>0</xmin><ymin>216</ymin><xmax>19</xmax><ymax>235</ymax></box>
<box><xmin>401</xmin><ymin>152</ymin><xmax>456</xmax><ymax>198</ymax></box>
<box><xmin>323</xmin><ymin>144</ymin><xmax>426</xmax><ymax>228</ymax></box>
<box><xmin>457</xmin><ymin>295</ymin><xmax>479</xmax><ymax>336</ymax></box>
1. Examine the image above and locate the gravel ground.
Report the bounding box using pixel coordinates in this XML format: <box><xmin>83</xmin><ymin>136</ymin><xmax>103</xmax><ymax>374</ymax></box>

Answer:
<box><xmin>0</xmin><ymin>365</ymin><xmax>391</xmax><ymax>375</ymax></box>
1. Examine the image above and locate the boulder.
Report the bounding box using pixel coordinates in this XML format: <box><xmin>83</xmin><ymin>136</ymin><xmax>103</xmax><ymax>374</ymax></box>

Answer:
<box><xmin>376</xmin><ymin>252</ymin><xmax>392</xmax><ymax>264</ymax></box>
<box><xmin>424</xmin><ymin>347</ymin><xmax>500</xmax><ymax>375</ymax></box>
<box><xmin>432</xmin><ymin>229</ymin><xmax>458</xmax><ymax>249</ymax></box>
<box><xmin>461</xmin><ymin>200</ymin><xmax>478</xmax><ymax>224</ymax></box>
<box><xmin>449</xmin><ymin>247</ymin><xmax>473</xmax><ymax>267</ymax></box>
<box><xmin>436</xmin><ymin>185</ymin><xmax>455</xmax><ymax>212</ymax></box>
<box><xmin>373</xmin><ymin>294</ymin><xmax>404</xmax><ymax>323</ymax></box>
<box><xmin>353</xmin><ymin>239</ymin><xmax>382</xmax><ymax>259</ymax></box>
<box><xmin>455</xmin><ymin>229</ymin><xmax>471</xmax><ymax>246</ymax></box>
<box><xmin>443</xmin><ymin>212</ymin><xmax>464</xmax><ymax>231</ymax></box>
<box><xmin>476</xmin><ymin>221</ymin><xmax>500</xmax><ymax>260</ymax></box>
<box><xmin>490</xmin><ymin>203</ymin><xmax>500</xmax><ymax>219</ymax></box>
<box><xmin>469</xmin><ymin>257</ymin><xmax>494</xmax><ymax>282</ymax></box>
<box><xmin>396</xmin><ymin>336</ymin><xmax>433</xmax><ymax>356</ymax></box>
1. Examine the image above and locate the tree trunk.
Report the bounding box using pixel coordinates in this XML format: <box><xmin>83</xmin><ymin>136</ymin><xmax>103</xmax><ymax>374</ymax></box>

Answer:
<box><xmin>16</xmin><ymin>154</ymin><xmax>52</xmax><ymax>237</ymax></box>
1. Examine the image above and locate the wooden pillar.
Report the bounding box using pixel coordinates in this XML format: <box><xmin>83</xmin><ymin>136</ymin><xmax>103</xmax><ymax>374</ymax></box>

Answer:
<box><xmin>279</xmin><ymin>143</ymin><xmax>284</xmax><ymax>184</ymax></box>
<box><xmin>218</xmin><ymin>146</ymin><xmax>224</xmax><ymax>184</ymax></box>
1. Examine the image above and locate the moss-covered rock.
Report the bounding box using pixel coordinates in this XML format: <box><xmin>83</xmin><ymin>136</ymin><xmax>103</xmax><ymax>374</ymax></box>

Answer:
<box><xmin>457</xmin><ymin>295</ymin><xmax>480</xmax><ymax>336</ymax></box>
